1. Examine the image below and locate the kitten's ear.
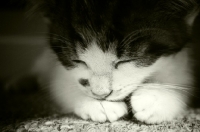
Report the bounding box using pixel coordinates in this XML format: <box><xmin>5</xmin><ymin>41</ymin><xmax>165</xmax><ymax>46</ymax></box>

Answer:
<box><xmin>169</xmin><ymin>0</ymin><xmax>200</xmax><ymax>26</ymax></box>
<box><xmin>185</xmin><ymin>7</ymin><xmax>199</xmax><ymax>27</ymax></box>
<box><xmin>27</xmin><ymin>0</ymin><xmax>56</xmax><ymax>24</ymax></box>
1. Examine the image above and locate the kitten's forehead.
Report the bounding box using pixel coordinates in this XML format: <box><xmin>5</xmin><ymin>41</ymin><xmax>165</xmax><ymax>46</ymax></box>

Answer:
<box><xmin>77</xmin><ymin>41</ymin><xmax>117</xmax><ymax>73</ymax></box>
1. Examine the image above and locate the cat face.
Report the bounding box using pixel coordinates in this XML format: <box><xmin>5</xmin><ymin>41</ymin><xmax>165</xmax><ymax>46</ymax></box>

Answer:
<box><xmin>36</xmin><ymin>0</ymin><xmax>198</xmax><ymax>101</ymax></box>
<box><xmin>50</xmin><ymin>30</ymin><xmax>185</xmax><ymax>101</ymax></box>
<box><xmin>67</xmin><ymin>42</ymin><xmax>166</xmax><ymax>101</ymax></box>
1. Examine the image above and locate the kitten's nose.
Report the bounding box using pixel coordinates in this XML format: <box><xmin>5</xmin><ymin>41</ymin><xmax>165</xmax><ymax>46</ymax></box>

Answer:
<box><xmin>92</xmin><ymin>90</ymin><xmax>113</xmax><ymax>98</ymax></box>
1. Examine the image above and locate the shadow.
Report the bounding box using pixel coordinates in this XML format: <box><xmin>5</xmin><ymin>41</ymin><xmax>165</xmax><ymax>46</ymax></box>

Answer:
<box><xmin>0</xmin><ymin>80</ymin><xmax>58</xmax><ymax>128</ymax></box>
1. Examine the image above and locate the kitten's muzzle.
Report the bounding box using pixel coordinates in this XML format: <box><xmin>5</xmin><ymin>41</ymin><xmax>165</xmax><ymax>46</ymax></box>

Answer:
<box><xmin>79</xmin><ymin>77</ymin><xmax>113</xmax><ymax>99</ymax></box>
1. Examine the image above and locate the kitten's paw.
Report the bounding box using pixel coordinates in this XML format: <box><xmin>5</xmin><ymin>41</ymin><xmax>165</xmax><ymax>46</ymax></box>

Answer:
<box><xmin>74</xmin><ymin>100</ymin><xmax>107</xmax><ymax>122</ymax></box>
<box><xmin>102</xmin><ymin>101</ymin><xmax>128</xmax><ymax>122</ymax></box>
<box><xmin>131</xmin><ymin>89</ymin><xmax>185</xmax><ymax>124</ymax></box>
<box><xmin>74</xmin><ymin>100</ymin><xmax>127</xmax><ymax>122</ymax></box>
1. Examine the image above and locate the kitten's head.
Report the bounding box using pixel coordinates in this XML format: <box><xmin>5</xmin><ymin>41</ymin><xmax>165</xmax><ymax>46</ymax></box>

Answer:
<box><xmin>34</xmin><ymin>0</ymin><xmax>199</xmax><ymax>101</ymax></box>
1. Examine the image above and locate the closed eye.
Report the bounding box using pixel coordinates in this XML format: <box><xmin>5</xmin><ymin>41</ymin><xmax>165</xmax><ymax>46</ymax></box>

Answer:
<box><xmin>72</xmin><ymin>60</ymin><xmax>87</xmax><ymax>66</ymax></box>
<box><xmin>115</xmin><ymin>59</ymin><xmax>135</xmax><ymax>69</ymax></box>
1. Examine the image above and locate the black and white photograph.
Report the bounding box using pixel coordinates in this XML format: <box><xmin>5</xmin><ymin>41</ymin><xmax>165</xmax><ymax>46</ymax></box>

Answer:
<box><xmin>0</xmin><ymin>0</ymin><xmax>200</xmax><ymax>131</ymax></box>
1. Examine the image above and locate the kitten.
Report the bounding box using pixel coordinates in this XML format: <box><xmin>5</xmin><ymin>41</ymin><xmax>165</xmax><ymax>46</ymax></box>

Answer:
<box><xmin>30</xmin><ymin>0</ymin><xmax>199</xmax><ymax>124</ymax></box>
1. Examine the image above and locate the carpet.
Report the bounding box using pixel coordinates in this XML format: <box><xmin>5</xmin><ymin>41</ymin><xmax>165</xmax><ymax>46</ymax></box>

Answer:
<box><xmin>1</xmin><ymin>109</ymin><xmax>200</xmax><ymax>132</ymax></box>
<box><xmin>1</xmin><ymin>87</ymin><xmax>200</xmax><ymax>132</ymax></box>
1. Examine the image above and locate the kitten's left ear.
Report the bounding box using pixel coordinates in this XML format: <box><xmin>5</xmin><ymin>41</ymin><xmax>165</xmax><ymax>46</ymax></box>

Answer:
<box><xmin>27</xmin><ymin>0</ymin><xmax>56</xmax><ymax>24</ymax></box>
<box><xmin>185</xmin><ymin>5</ymin><xmax>199</xmax><ymax>27</ymax></box>
<box><xmin>168</xmin><ymin>0</ymin><xmax>200</xmax><ymax>27</ymax></box>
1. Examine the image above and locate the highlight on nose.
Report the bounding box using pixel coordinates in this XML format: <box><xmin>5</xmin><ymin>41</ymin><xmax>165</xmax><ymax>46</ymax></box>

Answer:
<box><xmin>92</xmin><ymin>90</ymin><xmax>113</xmax><ymax>98</ymax></box>
<box><xmin>79</xmin><ymin>79</ymin><xmax>90</xmax><ymax>87</ymax></box>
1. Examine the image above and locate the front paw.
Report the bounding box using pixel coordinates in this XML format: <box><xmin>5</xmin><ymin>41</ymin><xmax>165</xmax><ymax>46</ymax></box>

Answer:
<box><xmin>131</xmin><ymin>89</ymin><xmax>185</xmax><ymax>124</ymax></box>
<box><xmin>74</xmin><ymin>99</ymin><xmax>127</xmax><ymax>122</ymax></box>
<box><xmin>102</xmin><ymin>101</ymin><xmax>128</xmax><ymax>122</ymax></box>
<box><xmin>74</xmin><ymin>99</ymin><xmax>106</xmax><ymax>122</ymax></box>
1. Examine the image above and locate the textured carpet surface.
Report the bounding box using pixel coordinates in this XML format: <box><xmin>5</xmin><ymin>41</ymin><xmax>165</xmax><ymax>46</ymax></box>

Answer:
<box><xmin>1</xmin><ymin>109</ymin><xmax>200</xmax><ymax>132</ymax></box>
<box><xmin>1</xmin><ymin>89</ymin><xmax>200</xmax><ymax>132</ymax></box>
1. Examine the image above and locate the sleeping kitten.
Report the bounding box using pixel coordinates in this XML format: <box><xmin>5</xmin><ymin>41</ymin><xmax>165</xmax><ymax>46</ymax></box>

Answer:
<box><xmin>30</xmin><ymin>0</ymin><xmax>199</xmax><ymax>124</ymax></box>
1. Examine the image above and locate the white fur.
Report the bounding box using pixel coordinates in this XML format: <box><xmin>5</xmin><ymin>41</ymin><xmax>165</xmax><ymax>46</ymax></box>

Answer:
<box><xmin>131</xmin><ymin>87</ymin><xmax>186</xmax><ymax>124</ymax></box>
<box><xmin>33</xmin><ymin>46</ymin><xmax>128</xmax><ymax>122</ymax></box>
<box><xmin>130</xmin><ymin>48</ymin><xmax>193</xmax><ymax>124</ymax></box>
<box><xmin>33</xmin><ymin>42</ymin><xmax>193</xmax><ymax>123</ymax></box>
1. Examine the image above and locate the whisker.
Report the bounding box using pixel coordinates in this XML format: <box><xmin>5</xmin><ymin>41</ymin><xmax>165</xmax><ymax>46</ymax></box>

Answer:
<box><xmin>169</xmin><ymin>95</ymin><xmax>190</xmax><ymax>107</ymax></box>
<box><xmin>122</xmin><ymin>82</ymin><xmax>195</xmax><ymax>91</ymax></box>
<box><xmin>38</xmin><ymin>82</ymin><xmax>81</xmax><ymax>103</ymax></box>
<box><xmin>142</xmin><ymin>83</ymin><xmax>199</xmax><ymax>97</ymax></box>
<box><xmin>120</xmin><ymin>28</ymin><xmax>166</xmax><ymax>46</ymax></box>
<box><xmin>33</xmin><ymin>32</ymin><xmax>73</xmax><ymax>44</ymax></box>
<box><xmin>120</xmin><ymin>82</ymin><xmax>199</xmax><ymax>99</ymax></box>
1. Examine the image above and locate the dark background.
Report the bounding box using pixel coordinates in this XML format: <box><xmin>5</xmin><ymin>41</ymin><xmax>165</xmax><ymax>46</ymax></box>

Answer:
<box><xmin>0</xmin><ymin>0</ymin><xmax>27</xmax><ymax>10</ymax></box>
<box><xmin>0</xmin><ymin>0</ymin><xmax>47</xmax><ymax>79</ymax></box>
<box><xmin>0</xmin><ymin>0</ymin><xmax>52</xmax><ymax>127</ymax></box>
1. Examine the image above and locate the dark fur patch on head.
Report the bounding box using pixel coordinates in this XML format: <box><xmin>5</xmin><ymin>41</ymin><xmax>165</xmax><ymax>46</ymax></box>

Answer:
<box><xmin>32</xmin><ymin>0</ymin><xmax>199</xmax><ymax>67</ymax></box>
